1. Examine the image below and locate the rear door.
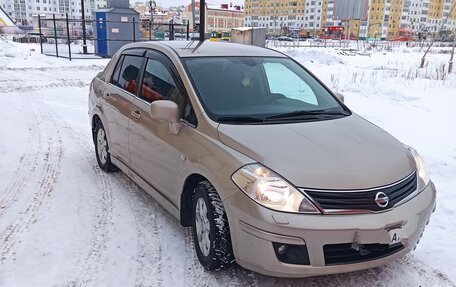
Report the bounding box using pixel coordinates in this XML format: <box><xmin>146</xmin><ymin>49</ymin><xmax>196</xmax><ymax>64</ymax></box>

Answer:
<box><xmin>103</xmin><ymin>50</ymin><xmax>145</xmax><ymax>164</ymax></box>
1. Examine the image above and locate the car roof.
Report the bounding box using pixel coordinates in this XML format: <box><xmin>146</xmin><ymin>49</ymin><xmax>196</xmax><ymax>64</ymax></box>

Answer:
<box><xmin>122</xmin><ymin>41</ymin><xmax>286</xmax><ymax>58</ymax></box>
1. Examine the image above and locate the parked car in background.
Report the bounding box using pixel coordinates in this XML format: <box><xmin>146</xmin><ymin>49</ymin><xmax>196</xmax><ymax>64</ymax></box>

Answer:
<box><xmin>277</xmin><ymin>36</ymin><xmax>294</xmax><ymax>41</ymax></box>
<box><xmin>13</xmin><ymin>32</ymin><xmax>47</xmax><ymax>43</ymax></box>
<box><xmin>89</xmin><ymin>41</ymin><xmax>436</xmax><ymax>278</ymax></box>
<box><xmin>174</xmin><ymin>32</ymin><xmax>186</xmax><ymax>39</ymax></box>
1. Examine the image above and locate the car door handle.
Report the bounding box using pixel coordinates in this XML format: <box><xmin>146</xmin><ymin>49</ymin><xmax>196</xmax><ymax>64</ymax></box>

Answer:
<box><xmin>131</xmin><ymin>110</ymin><xmax>141</xmax><ymax>120</ymax></box>
<box><xmin>102</xmin><ymin>93</ymin><xmax>110</xmax><ymax>100</ymax></box>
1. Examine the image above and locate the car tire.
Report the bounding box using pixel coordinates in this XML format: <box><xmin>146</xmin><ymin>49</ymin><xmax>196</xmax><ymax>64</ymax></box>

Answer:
<box><xmin>93</xmin><ymin>120</ymin><xmax>117</xmax><ymax>172</ymax></box>
<box><xmin>192</xmin><ymin>181</ymin><xmax>235</xmax><ymax>271</ymax></box>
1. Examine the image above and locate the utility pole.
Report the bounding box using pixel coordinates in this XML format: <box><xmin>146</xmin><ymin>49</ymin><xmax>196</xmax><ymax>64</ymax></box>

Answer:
<box><xmin>191</xmin><ymin>0</ymin><xmax>195</xmax><ymax>32</ymax></box>
<box><xmin>149</xmin><ymin>0</ymin><xmax>156</xmax><ymax>38</ymax></box>
<box><xmin>81</xmin><ymin>0</ymin><xmax>87</xmax><ymax>54</ymax></box>
<box><xmin>449</xmin><ymin>29</ymin><xmax>456</xmax><ymax>73</ymax></box>
<box><xmin>199</xmin><ymin>0</ymin><xmax>205</xmax><ymax>41</ymax></box>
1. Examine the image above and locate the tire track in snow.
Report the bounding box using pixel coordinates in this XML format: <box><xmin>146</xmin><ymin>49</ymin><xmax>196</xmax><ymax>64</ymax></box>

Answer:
<box><xmin>183</xmin><ymin>227</ymin><xmax>201</xmax><ymax>286</ymax></box>
<box><xmin>0</xmin><ymin>65</ymin><xmax>102</xmax><ymax>94</ymax></box>
<box><xmin>0</xmin><ymin>103</ymin><xmax>63</xmax><ymax>263</ymax></box>
<box><xmin>0</xmin><ymin>97</ymin><xmax>42</xmax><ymax>215</ymax></box>
<box><xmin>47</xmin><ymin>120</ymin><xmax>113</xmax><ymax>286</ymax></box>
<box><xmin>113</xmin><ymin>174</ymin><xmax>165</xmax><ymax>287</ymax></box>
<box><xmin>55</xmin><ymin>121</ymin><xmax>168</xmax><ymax>287</ymax></box>
<box><xmin>1</xmin><ymin>80</ymin><xmax>88</xmax><ymax>94</ymax></box>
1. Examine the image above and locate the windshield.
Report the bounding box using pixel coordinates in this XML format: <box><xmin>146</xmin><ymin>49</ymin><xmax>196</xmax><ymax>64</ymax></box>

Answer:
<box><xmin>182</xmin><ymin>57</ymin><xmax>349</xmax><ymax>124</ymax></box>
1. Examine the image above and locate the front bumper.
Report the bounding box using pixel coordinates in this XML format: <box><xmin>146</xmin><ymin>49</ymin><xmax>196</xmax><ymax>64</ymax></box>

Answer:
<box><xmin>223</xmin><ymin>182</ymin><xmax>436</xmax><ymax>278</ymax></box>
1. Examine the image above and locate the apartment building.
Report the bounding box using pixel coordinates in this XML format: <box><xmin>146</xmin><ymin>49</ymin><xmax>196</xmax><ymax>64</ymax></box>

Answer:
<box><xmin>0</xmin><ymin>0</ymin><xmax>106</xmax><ymax>25</ymax></box>
<box><xmin>407</xmin><ymin>0</ymin><xmax>429</xmax><ymax>32</ymax></box>
<box><xmin>426</xmin><ymin>0</ymin><xmax>456</xmax><ymax>33</ymax></box>
<box><xmin>244</xmin><ymin>0</ymin><xmax>327</xmax><ymax>35</ymax></box>
<box><xmin>183</xmin><ymin>1</ymin><xmax>199</xmax><ymax>31</ymax></box>
<box><xmin>244</xmin><ymin>0</ymin><xmax>455</xmax><ymax>38</ymax></box>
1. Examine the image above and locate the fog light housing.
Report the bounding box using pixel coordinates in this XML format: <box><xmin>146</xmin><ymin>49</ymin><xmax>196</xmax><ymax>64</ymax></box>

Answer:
<box><xmin>272</xmin><ymin>242</ymin><xmax>310</xmax><ymax>265</ymax></box>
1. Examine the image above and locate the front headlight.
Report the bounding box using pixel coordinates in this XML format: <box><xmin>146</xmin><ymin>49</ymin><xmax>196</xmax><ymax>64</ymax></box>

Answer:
<box><xmin>231</xmin><ymin>164</ymin><xmax>320</xmax><ymax>214</ymax></box>
<box><xmin>404</xmin><ymin>145</ymin><xmax>430</xmax><ymax>190</ymax></box>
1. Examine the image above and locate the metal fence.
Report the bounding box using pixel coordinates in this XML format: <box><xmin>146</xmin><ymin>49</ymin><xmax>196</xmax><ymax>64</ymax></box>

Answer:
<box><xmin>37</xmin><ymin>14</ymin><xmax>191</xmax><ymax>60</ymax></box>
<box><xmin>265</xmin><ymin>38</ymin><xmax>454</xmax><ymax>51</ymax></box>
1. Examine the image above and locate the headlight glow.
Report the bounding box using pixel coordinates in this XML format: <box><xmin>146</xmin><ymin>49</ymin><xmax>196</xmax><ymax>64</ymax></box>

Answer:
<box><xmin>231</xmin><ymin>164</ymin><xmax>320</xmax><ymax>214</ymax></box>
<box><xmin>404</xmin><ymin>145</ymin><xmax>431</xmax><ymax>190</ymax></box>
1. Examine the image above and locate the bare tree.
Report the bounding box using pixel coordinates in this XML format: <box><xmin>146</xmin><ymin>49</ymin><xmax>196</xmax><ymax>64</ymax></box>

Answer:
<box><xmin>449</xmin><ymin>30</ymin><xmax>455</xmax><ymax>73</ymax></box>
<box><xmin>420</xmin><ymin>2</ymin><xmax>456</xmax><ymax>68</ymax></box>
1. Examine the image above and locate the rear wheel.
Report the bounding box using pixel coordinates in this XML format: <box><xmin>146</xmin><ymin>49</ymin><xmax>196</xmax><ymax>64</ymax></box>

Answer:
<box><xmin>93</xmin><ymin>120</ymin><xmax>117</xmax><ymax>172</ymax></box>
<box><xmin>192</xmin><ymin>181</ymin><xmax>235</xmax><ymax>270</ymax></box>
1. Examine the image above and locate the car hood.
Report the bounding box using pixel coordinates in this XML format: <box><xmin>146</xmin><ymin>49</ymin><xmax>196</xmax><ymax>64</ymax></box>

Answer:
<box><xmin>217</xmin><ymin>114</ymin><xmax>415</xmax><ymax>189</ymax></box>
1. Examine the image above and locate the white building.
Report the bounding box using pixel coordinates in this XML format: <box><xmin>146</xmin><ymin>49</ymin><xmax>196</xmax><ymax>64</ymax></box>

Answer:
<box><xmin>407</xmin><ymin>0</ymin><xmax>429</xmax><ymax>33</ymax></box>
<box><xmin>0</xmin><ymin>0</ymin><xmax>106</xmax><ymax>25</ymax></box>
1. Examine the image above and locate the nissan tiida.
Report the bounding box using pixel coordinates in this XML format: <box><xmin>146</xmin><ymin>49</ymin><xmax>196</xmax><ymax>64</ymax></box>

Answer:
<box><xmin>88</xmin><ymin>41</ymin><xmax>436</xmax><ymax>277</ymax></box>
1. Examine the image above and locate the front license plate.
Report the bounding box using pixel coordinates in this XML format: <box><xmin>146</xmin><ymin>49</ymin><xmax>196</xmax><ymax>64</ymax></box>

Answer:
<box><xmin>389</xmin><ymin>229</ymin><xmax>401</xmax><ymax>245</ymax></box>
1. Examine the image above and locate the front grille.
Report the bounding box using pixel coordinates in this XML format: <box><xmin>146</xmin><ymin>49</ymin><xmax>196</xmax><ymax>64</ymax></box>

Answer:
<box><xmin>323</xmin><ymin>243</ymin><xmax>405</xmax><ymax>266</ymax></box>
<box><xmin>302</xmin><ymin>171</ymin><xmax>417</xmax><ymax>213</ymax></box>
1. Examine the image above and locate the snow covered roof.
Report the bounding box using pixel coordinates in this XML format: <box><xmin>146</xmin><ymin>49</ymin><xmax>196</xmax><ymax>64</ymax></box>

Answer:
<box><xmin>207</xmin><ymin>4</ymin><xmax>244</xmax><ymax>12</ymax></box>
<box><xmin>232</xmin><ymin>27</ymin><xmax>265</xmax><ymax>31</ymax></box>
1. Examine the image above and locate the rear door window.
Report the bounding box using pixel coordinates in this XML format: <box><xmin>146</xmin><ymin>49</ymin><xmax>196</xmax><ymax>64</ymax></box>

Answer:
<box><xmin>117</xmin><ymin>55</ymin><xmax>144</xmax><ymax>95</ymax></box>
<box><xmin>110</xmin><ymin>55</ymin><xmax>124</xmax><ymax>86</ymax></box>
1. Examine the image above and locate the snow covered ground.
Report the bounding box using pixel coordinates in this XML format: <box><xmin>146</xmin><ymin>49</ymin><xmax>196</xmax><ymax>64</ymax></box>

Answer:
<box><xmin>0</xmin><ymin>39</ymin><xmax>455</xmax><ymax>286</ymax></box>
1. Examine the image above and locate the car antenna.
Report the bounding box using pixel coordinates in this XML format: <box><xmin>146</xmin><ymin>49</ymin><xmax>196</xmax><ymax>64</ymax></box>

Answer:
<box><xmin>186</xmin><ymin>0</ymin><xmax>206</xmax><ymax>53</ymax></box>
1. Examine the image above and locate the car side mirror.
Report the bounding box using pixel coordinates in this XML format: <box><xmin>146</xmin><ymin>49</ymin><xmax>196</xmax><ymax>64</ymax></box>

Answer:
<box><xmin>335</xmin><ymin>92</ymin><xmax>345</xmax><ymax>103</ymax></box>
<box><xmin>150</xmin><ymin>100</ymin><xmax>181</xmax><ymax>135</ymax></box>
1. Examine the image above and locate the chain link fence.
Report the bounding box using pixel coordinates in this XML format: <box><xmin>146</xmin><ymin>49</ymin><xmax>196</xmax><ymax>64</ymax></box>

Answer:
<box><xmin>37</xmin><ymin>14</ymin><xmax>191</xmax><ymax>60</ymax></box>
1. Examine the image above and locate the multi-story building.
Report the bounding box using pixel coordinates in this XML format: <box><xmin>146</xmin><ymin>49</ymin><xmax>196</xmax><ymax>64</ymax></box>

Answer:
<box><xmin>244</xmin><ymin>0</ymin><xmax>325</xmax><ymax>35</ymax></box>
<box><xmin>184</xmin><ymin>2</ymin><xmax>244</xmax><ymax>33</ymax></box>
<box><xmin>0</xmin><ymin>0</ymin><xmax>106</xmax><ymax>26</ymax></box>
<box><xmin>407</xmin><ymin>0</ymin><xmax>429</xmax><ymax>33</ymax></box>
<box><xmin>426</xmin><ymin>0</ymin><xmax>456</xmax><ymax>34</ymax></box>
<box><xmin>341</xmin><ymin>0</ymin><xmax>455</xmax><ymax>38</ymax></box>
<box><xmin>183</xmin><ymin>1</ymin><xmax>199</xmax><ymax>31</ymax></box>
<box><xmin>244</xmin><ymin>0</ymin><xmax>456</xmax><ymax>38</ymax></box>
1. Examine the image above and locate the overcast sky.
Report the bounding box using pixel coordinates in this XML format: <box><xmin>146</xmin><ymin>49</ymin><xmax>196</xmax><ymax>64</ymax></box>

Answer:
<box><xmin>153</xmin><ymin>0</ymin><xmax>244</xmax><ymax>8</ymax></box>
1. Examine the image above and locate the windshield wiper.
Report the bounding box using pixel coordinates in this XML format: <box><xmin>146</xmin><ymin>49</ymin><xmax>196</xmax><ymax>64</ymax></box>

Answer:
<box><xmin>266</xmin><ymin>109</ymin><xmax>349</xmax><ymax>120</ymax></box>
<box><xmin>217</xmin><ymin>116</ymin><xmax>266</xmax><ymax>123</ymax></box>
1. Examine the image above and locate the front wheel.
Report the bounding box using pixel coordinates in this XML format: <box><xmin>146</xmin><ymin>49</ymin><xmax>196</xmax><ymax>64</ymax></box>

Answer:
<box><xmin>192</xmin><ymin>181</ymin><xmax>235</xmax><ymax>270</ymax></box>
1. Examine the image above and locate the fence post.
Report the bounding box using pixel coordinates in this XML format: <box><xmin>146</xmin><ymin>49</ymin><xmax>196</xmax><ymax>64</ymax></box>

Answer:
<box><xmin>38</xmin><ymin>14</ymin><xmax>43</xmax><ymax>54</ymax></box>
<box><xmin>187</xmin><ymin>21</ymin><xmax>189</xmax><ymax>40</ymax></box>
<box><xmin>133</xmin><ymin>17</ymin><xmax>136</xmax><ymax>42</ymax></box>
<box><xmin>169</xmin><ymin>20</ymin><xmax>174</xmax><ymax>40</ymax></box>
<box><xmin>53</xmin><ymin>14</ymin><xmax>59</xmax><ymax>58</ymax></box>
<box><xmin>66</xmin><ymin>13</ymin><xmax>71</xmax><ymax>61</ymax></box>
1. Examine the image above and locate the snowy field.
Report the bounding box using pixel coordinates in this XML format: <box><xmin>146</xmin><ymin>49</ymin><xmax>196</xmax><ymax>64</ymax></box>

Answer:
<box><xmin>0</xmin><ymin>39</ymin><xmax>455</xmax><ymax>286</ymax></box>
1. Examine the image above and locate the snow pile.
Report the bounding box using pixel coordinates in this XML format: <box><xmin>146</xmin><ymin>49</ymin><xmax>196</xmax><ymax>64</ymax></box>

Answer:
<box><xmin>278</xmin><ymin>48</ymin><xmax>345</xmax><ymax>65</ymax></box>
<box><xmin>0</xmin><ymin>39</ymin><xmax>31</xmax><ymax>59</ymax></box>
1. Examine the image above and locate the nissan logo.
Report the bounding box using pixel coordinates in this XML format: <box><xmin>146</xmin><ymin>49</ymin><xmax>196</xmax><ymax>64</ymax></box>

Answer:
<box><xmin>375</xmin><ymin>192</ymin><xmax>389</xmax><ymax>208</ymax></box>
